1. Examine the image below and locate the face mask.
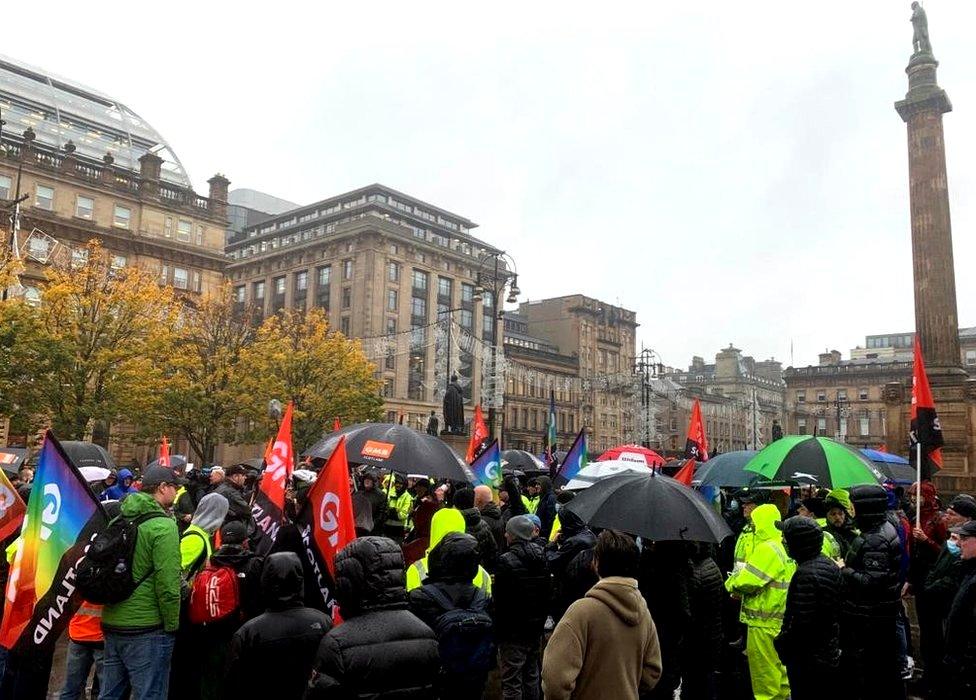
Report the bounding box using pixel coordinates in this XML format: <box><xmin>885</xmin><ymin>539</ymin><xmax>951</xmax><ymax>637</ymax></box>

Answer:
<box><xmin>947</xmin><ymin>540</ymin><xmax>961</xmax><ymax>556</ymax></box>
<box><xmin>730</xmin><ymin>500</ymin><xmax>739</xmax><ymax>511</ymax></box>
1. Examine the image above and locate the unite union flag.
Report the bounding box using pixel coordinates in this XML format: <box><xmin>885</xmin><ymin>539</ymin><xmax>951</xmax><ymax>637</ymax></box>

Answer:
<box><xmin>910</xmin><ymin>338</ymin><xmax>943</xmax><ymax>479</ymax></box>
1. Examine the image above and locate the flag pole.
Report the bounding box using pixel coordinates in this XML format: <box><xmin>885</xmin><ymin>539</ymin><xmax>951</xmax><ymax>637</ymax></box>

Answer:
<box><xmin>916</xmin><ymin>440</ymin><xmax>922</xmax><ymax>525</ymax></box>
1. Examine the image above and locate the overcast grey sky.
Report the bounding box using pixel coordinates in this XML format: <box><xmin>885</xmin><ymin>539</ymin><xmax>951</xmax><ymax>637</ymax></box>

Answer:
<box><xmin>7</xmin><ymin>1</ymin><xmax>974</xmax><ymax>370</ymax></box>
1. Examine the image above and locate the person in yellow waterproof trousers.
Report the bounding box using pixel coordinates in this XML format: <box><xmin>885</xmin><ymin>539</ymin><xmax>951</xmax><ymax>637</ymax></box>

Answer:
<box><xmin>725</xmin><ymin>503</ymin><xmax>796</xmax><ymax>700</ymax></box>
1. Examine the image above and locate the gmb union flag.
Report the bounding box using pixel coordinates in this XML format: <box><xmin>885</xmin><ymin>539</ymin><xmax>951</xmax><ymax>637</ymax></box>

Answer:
<box><xmin>253</xmin><ymin>401</ymin><xmax>294</xmax><ymax>556</ymax></box>
<box><xmin>0</xmin><ymin>432</ymin><xmax>105</xmax><ymax>653</ymax></box>
<box><xmin>470</xmin><ymin>439</ymin><xmax>501</xmax><ymax>490</ymax></box>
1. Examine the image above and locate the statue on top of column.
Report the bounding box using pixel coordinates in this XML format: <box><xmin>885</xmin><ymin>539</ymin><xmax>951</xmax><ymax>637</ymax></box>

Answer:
<box><xmin>911</xmin><ymin>2</ymin><xmax>932</xmax><ymax>55</ymax></box>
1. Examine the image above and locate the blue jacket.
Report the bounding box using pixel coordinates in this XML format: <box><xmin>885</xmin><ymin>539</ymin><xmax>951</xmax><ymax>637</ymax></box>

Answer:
<box><xmin>101</xmin><ymin>468</ymin><xmax>138</xmax><ymax>501</ymax></box>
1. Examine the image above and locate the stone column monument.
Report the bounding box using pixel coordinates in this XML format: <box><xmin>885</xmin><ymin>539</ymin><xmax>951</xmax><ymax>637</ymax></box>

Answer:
<box><xmin>889</xmin><ymin>4</ymin><xmax>976</xmax><ymax>490</ymax></box>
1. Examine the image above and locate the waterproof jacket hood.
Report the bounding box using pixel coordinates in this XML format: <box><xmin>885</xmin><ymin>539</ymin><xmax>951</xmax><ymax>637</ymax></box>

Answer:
<box><xmin>751</xmin><ymin>503</ymin><xmax>782</xmax><ymax>542</ymax></box>
<box><xmin>536</xmin><ymin>475</ymin><xmax>554</xmax><ymax>496</ymax></box>
<box><xmin>586</xmin><ymin>576</ymin><xmax>646</xmax><ymax>627</ymax></box>
<box><xmin>426</xmin><ymin>507</ymin><xmax>465</xmax><ymax>555</ymax></box>
<box><xmin>335</xmin><ymin>536</ymin><xmax>407</xmax><ymax>616</ymax></box>
<box><xmin>191</xmin><ymin>492</ymin><xmax>229</xmax><ymax>535</ymax></box>
<box><xmin>780</xmin><ymin>516</ymin><xmax>824</xmax><ymax>563</ymax></box>
<box><xmin>261</xmin><ymin>551</ymin><xmax>305</xmax><ymax>611</ymax></box>
<box><xmin>558</xmin><ymin>508</ymin><xmax>586</xmax><ymax>538</ymax></box>
<box><xmin>117</xmin><ymin>468</ymin><xmax>133</xmax><ymax>482</ymax></box>
<box><xmin>427</xmin><ymin>531</ymin><xmax>479</xmax><ymax>583</ymax></box>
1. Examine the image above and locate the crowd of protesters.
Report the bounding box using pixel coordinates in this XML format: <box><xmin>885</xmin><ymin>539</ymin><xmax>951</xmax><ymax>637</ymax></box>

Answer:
<box><xmin>1</xmin><ymin>454</ymin><xmax>975</xmax><ymax>700</ymax></box>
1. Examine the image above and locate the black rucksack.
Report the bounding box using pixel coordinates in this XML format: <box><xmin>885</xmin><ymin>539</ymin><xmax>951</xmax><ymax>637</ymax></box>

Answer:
<box><xmin>426</xmin><ymin>585</ymin><xmax>495</xmax><ymax>676</ymax></box>
<box><xmin>76</xmin><ymin>512</ymin><xmax>167</xmax><ymax>604</ymax></box>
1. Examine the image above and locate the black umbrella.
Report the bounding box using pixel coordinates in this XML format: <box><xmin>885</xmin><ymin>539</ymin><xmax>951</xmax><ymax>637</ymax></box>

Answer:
<box><xmin>61</xmin><ymin>441</ymin><xmax>116</xmax><ymax>471</ymax></box>
<box><xmin>0</xmin><ymin>448</ymin><xmax>28</xmax><ymax>477</ymax></box>
<box><xmin>564</xmin><ymin>471</ymin><xmax>733</xmax><ymax>543</ymax></box>
<box><xmin>304</xmin><ymin>423</ymin><xmax>474</xmax><ymax>483</ymax></box>
<box><xmin>501</xmin><ymin>449</ymin><xmax>547</xmax><ymax>474</ymax></box>
<box><xmin>146</xmin><ymin>455</ymin><xmax>188</xmax><ymax>470</ymax></box>
<box><xmin>693</xmin><ymin>450</ymin><xmax>762</xmax><ymax>488</ymax></box>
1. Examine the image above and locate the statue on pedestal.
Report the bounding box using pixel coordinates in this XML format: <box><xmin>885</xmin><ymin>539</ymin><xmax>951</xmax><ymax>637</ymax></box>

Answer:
<box><xmin>911</xmin><ymin>2</ymin><xmax>932</xmax><ymax>54</ymax></box>
<box><xmin>442</xmin><ymin>374</ymin><xmax>465</xmax><ymax>434</ymax></box>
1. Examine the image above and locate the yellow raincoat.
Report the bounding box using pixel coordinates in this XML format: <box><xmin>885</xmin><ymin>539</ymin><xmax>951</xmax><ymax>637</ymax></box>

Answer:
<box><xmin>405</xmin><ymin>508</ymin><xmax>491</xmax><ymax>595</ymax></box>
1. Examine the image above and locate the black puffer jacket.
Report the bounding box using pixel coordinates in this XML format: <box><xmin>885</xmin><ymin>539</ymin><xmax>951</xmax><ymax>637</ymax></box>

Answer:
<box><xmin>923</xmin><ymin>544</ymin><xmax>964</xmax><ymax>617</ymax></box>
<box><xmin>215</xmin><ymin>480</ymin><xmax>253</xmax><ymax>527</ymax></box>
<box><xmin>479</xmin><ymin>502</ymin><xmax>507</xmax><ymax>552</ymax></box>
<box><xmin>943</xmin><ymin>558</ymin><xmax>976</xmax><ymax>692</ymax></box>
<box><xmin>460</xmin><ymin>507</ymin><xmax>499</xmax><ymax>573</ymax></box>
<box><xmin>210</xmin><ymin>544</ymin><xmax>265</xmax><ymax>620</ymax></box>
<box><xmin>409</xmin><ymin>532</ymin><xmax>491</xmax><ymax>629</ymax></box>
<box><xmin>547</xmin><ymin>509</ymin><xmax>597</xmax><ymax>620</ymax></box>
<box><xmin>775</xmin><ymin>516</ymin><xmax>841</xmax><ymax>669</ymax></box>
<box><xmin>535</xmin><ymin>476</ymin><xmax>558</xmax><ymax>540</ymax></box>
<box><xmin>227</xmin><ymin>552</ymin><xmax>332</xmax><ymax>699</ymax></box>
<box><xmin>686</xmin><ymin>546</ymin><xmax>725</xmax><ymax>667</ymax></box>
<box><xmin>495</xmin><ymin>539</ymin><xmax>551</xmax><ymax>643</ymax></box>
<box><xmin>841</xmin><ymin>485</ymin><xmax>903</xmax><ymax>620</ymax></box>
<box><xmin>307</xmin><ymin>537</ymin><xmax>439</xmax><ymax>700</ymax></box>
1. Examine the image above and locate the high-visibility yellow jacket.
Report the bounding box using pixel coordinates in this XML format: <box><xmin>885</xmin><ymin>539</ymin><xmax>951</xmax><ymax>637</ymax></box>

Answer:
<box><xmin>522</xmin><ymin>494</ymin><xmax>539</xmax><ymax>514</ymax></box>
<box><xmin>733</xmin><ymin>522</ymin><xmax>757</xmax><ymax>573</ymax></box>
<box><xmin>725</xmin><ymin>504</ymin><xmax>795</xmax><ymax>632</ymax></box>
<box><xmin>816</xmin><ymin>517</ymin><xmax>842</xmax><ymax>560</ymax></box>
<box><xmin>406</xmin><ymin>508</ymin><xmax>491</xmax><ymax>596</ymax></box>
<box><xmin>388</xmin><ymin>489</ymin><xmax>413</xmax><ymax>528</ymax></box>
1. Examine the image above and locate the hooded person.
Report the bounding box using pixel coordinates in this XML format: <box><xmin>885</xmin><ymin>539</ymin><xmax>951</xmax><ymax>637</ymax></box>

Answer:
<box><xmin>226</xmin><ymin>552</ymin><xmax>331</xmax><ymax>699</ymax></box>
<box><xmin>797</xmin><ymin>496</ymin><xmax>842</xmax><ymax>561</ymax></box>
<box><xmin>681</xmin><ymin>542</ymin><xmax>725</xmax><ymax>700</ymax></box>
<box><xmin>454</xmin><ymin>487</ymin><xmax>499</xmax><ymax>572</ymax></box>
<box><xmin>638</xmin><ymin>540</ymin><xmax>692</xmax><ymax>699</ymax></box>
<box><xmin>725</xmin><ymin>503</ymin><xmax>795</xmax><ymax>700</ymax></box>
<box><xmin>534</xmin><ymin>475</ymin><xmax>558</xmax><ymax>540</ymax></box>
<box><xmin>547</xmin><ymin>508</ymin><xmax>598</xmax><ymax>622</ymax></box>
<box><xmin>307</xmin><ymin>537</ymin><xmax>440</xmax><ymax>699</ymax></box>
<box><xmin>408</xmin><ymin>532</ymin><xmax>494</xmax><ymax>699</ymax></box>
<box><xmin>774</xmin><ymin>516</ymin><xmax>842</xmax><ymax>700</ymax></box>
<box><xmin>179</xmin><ymin>492</ymin><xmax>229</xmax><ymax>578</ymax></box>
<box><xmin>840</xmin><ymin>484</ymin><xmax>905</xmax><ymax>700</ymax></box>
<box><xmin>732</xmin><ymin>488</ymin><xmax>770</xmax><ymax>573</ymax></box>
<box><xmin>824</xmin><ymin>488</ymin><xmax>859</xmax><ymax>559</ymax></box>
<box><xmin>101</xmin><ymin>468</ymin><xmax>138</xmax><ymax>501</ymax></box>
<box><xmin>405</xmin><ymin>507</ymin><xmax>491</xmax><ymax>595</ymax></box>
<box><xmin>499</xmin><ymin>475</ymin><xmax>529</xmax><ymax>522</ymax></box>
<box><xmin>360</xmin><ymin>470</ymin><xmax>389</xmax><ymax>535</ymax></box>
<box><xmin>543</xmin><ymin>530</ymin><xmax>662</xmax><ymax>700</ymax></box>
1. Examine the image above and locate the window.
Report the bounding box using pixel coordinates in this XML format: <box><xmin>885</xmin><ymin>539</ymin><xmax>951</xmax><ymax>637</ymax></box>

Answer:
<box><xmin>385</xmin><ymin>350</ymin><xmax>395</xmax><ymax>370</ymax></box>
<box><xmin>438</xmin><ymin>277</ymin><xmax>452</xmax><ymax>300</ymax></box>
<box><xmin>386</xmin><ymin>318</ymin><xmax>397</xmax><ymax>335</ymax></box>
<box><xmin>196</xmin><ymin>225</ymin><xmax>204</xmax><ymax>246</ymax></box>
<box><xmin>160</xmin><ymin>264</ymin><xmax>169</xmax><ymax>284</ymax></box>
<box><xmin>253</xmin><ymin>281</ymin><xmax>266</xmax><ymax>299</ymax></box>
<box><xmin>383</xmin><ymin>378</ymin><xmax>394</xmax><ymax>397</ymax></box>
<box><xmin>318</xmin><ymin>265</ymin><xmax>331</xmax><ymax>287</ymax></box>
<box><xmin>817</xmin><ymin>417</ymin><xmax>827</xmax><ymax>434</ymax></box>
<box><xmin>0</xmin><ymin>175</ymin><xmax>11</xmax><ymax>200</ymax></box>
<box><xmin>191</xmin><ymin>270</ymin><xmax>202</xmax><ymax>293</ymax></box>
<box><xmin>274</xmin><ymin>277</ymin><xmax>286</xmax><ymax>295</ymax></box>
<box><xmin>837</xmin><ymin>389</ymin><xmax>847</xmax><ymax>401</ymax></box>
<box><xmin>859</xmin><ymin>387</ymin><xmax>869</xmax><ymax>400</ymax></box>
<box><xmin>295</xmin><ymin>271</ymin><xmax>308</xmax><ymax>292</ymax></box>
<box><xmin>340</xmin><ymin>317</ymin><xmax>350</xmax><ymax>335</ymax></box>
<box><xmin>176</xmin><ymin>219</ymin><xmax>191</xmax><ymax>242</ymax></box>
<box><xmin>796</xmin><ymin>391</ymin><xmax>805</xmax><ymax>404</ymax></box>
<box><xmin>459</xmin><ymin>309</ymin><xmax>473</xmax><ymax>329</ymax></box>
<box><xmin>966</xmin><ymin>350</ymin><xmax>976</xmax><ymax>366</ymax></box>
<box><xmin>411</xmin><ymin>297</ymin><xmax>427</xmax><ymax>318</ymax></box>
<box><xmin>461</xmin><ymin>283</ymin><xmax>474</xmax><ymax>303</ymax></box>
<box><xmin>412</xmin><ymin>269</ymin><xmax>428</xmax><ymax>291</ymax></box>
<box><xmin>111</xmin><ymin>254</ymin><xmax>127</xmax><ymax>270</ymax></box>
<box><xmin>343</xmin><ymin>259</ymin><xmax>353</xmax><ymax>280</ymax></box>
<box><xmin>860</xmin><ymin>417</ymin><xmax>870</xmax><ymax>436</ymax></box>
<box><xmin>388</xmin><ymin>262</ymin><xmax>400</xmax><ymax>282</ymax></box>
<box><xmin>797</xmin><ymin>418</ymin><xmax>807</xmax><ymax>434</ymax></box>
<box><xmin>75</xmin><ymin>195</ymin><xmax>94</xmax><ymax>220</ymax></box>
<box><xmin>35</xmin><ymin>184</ymin><xmax>54</xmax><ymax>210</ymax></box>
<box><xmin>387</xmin><ymin>289</ymin><xmax>398</xmax><ymax>311</ymax></box>
<box><xmin>173</xmin><ymin>268</ymin><xmax>188</xmax><ymax>289</ymax></box>
<box><xmin>234</xmin><ymin>285</ymin><xmax>246</xmax><ymax>303</ymax></box>
<box><xmin>390</xmin><ymin>244</ymin><xmax>399</xmax><ymax>255</ymax></box>
<box><xmin>113</xmin><ymin>205</ymin><xmax>131</xmax><ymax>229</ymax></box>
<box><xmin>342</xmin><ymin>287</ymin><xmax>352</xmax><ymax>309</ymax></box>
<box><xmin>817</xmin><ymin>390</ymin><xmax>826</xmax><ymax>402</ymax></box>
<box><xmin>163</xmin><ymin>216</ymin><xmax>173</xmax><ymax>238</ymax></box>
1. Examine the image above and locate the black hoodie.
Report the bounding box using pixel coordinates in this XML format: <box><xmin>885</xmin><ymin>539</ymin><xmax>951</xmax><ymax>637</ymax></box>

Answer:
<box><xmin>226</xmin><ymin>552</ymin><xmax>331</xmax><ymax>699</ymax></box>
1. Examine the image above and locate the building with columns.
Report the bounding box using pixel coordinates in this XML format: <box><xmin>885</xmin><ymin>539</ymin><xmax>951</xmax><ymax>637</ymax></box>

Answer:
<box><xmin>225</xmin><ymin>184</ymin><xmax>505</xmax><ymax>431</ymax></box>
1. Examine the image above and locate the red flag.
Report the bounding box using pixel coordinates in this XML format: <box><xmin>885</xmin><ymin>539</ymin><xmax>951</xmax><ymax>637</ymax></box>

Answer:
<box><xmin>332</xmin><ymin>417</ymin><xmax>341</xmax><ymax>432</ymax></box>
<box><xmin>158</xmin><ymin>436</ymin><xmax>171</xmax><ymax>467</ymax></box>
<box><xmin>466</xmin><ymin>404</ymin><xmax>490</xmax><ymax>463</ymax></box>
<box><xmin>306</xmin><ymin>435</ymin><xmax>356</xmax><ymax>578</ymax></box>
<box><xmin>910</xmin><ymin>338</ymin><xmax>943</xmax><ymax>477</ymax></box>
<box><xmin>253</xmin><ymin>401</ymin><xmax>294</xmax><ymax>554</ymax></box>
<box><xmin>684</xmin><ymin>399</ymin><xmax>709</xmax><ymax>462</ymax></box>
<box><xmin>0</xmin><ymin>468</ymin><xmax>26</xmax><ymax>542</ymax></box>
<box><xmin>673</xmin><ymin>458</ymin><xmax>696</xmax><ymax>486</ymax></box>
<box><xmin>876</xmin><ymin>444</ymin><xmax>888</xmax><ymax>453</ymax></box>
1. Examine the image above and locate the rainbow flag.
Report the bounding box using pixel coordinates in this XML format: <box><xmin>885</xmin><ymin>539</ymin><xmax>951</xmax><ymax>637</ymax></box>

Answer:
<box><xmin>470</xmin><ymin>439</ymin><xmax>502</xmax><ymax>490</ymax></box>
<box><xmin>0</xmin><ymin>432</ymin><xmax>105</xmax><ymax>653</ymax></box>
<box><xmin>554</xmin><ymin>429</ymin><xmax>588</xmax><ymax>487</ymax></box>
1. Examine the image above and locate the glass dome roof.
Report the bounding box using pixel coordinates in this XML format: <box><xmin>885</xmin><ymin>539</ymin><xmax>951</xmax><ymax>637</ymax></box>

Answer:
<box><xmin>0</xmin><ymin>54</ymin><xmax>191</xmax><ymax>188</ymax></box>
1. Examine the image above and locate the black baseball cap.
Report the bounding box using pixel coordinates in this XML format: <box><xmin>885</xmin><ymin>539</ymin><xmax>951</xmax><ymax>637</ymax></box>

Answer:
<box><xmin>141</xmin><ymin>465</ymin><xmax>187</xmax><ymax>488</ymax></box>
<box><xmin>950</xmin><ymin>520</ymin><xmax>976</xmax><ymax>537</ymax></box>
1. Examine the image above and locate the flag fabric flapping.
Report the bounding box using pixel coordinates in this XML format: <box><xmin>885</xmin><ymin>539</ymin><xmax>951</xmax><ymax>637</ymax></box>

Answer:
<box><xmin>471</xmin><ymin>440</ymin><xmax>502</xmax><ymax>490</ymax></box>
<box><xmin>545</xmin><ymin>390</ymin><xmax>558</xmax><ymax>467</ymax></box>
<box><xmin>0</xmin><ymin>432</ymin><xmax>106</xmax><ymax>653</ymax></box>
<box><xmin>684</xmin><ymin>399</ymin><xmax>709</xmax><ymax>462</ymax></box>
<box><xmin>253</xmin><ymin>401</ymin><xmax>294</xmax><ymax>555</ymax></box>
<box><xmin>466</xmin><ymin>404</ymin><xmax>490</xmax><ymax>463</ymax></box>
<box><xmin>0</xmin><ymin>469</ymin><xmax>26</xmax><ymax>543</ymax></box>
<box><xmin>158</xmin><ymin>436</ymin><xmax>171</xmax><ymax>468</ymax></box>
<box><xmin>673</xmin><ymin>458</ymin><xmax>697</xmax><ymax>486</ymax></box>
<box><xmin>910</xmin><ymin>338</ymin><xmax>944</xmax><ymax>480</ymax></box>
<box><xmin>553</xmin><ymin>429</ymin><xmax>588</xmax><ymax>487</ymax></box>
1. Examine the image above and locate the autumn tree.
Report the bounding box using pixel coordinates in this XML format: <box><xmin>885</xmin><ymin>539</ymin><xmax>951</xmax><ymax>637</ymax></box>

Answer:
<box><xmin>241</xmin><ymin>308</ymin><xmax>384</xmax><ymax>452</ymax></box>
<box><xmin>151</xmin><ymin>285</ymin><xmax>260</xmax><ymax>463</ymax></box>
<box><xmin>13</xmin><ymin>241</ymin><xmax>180</xmax><ymax>440</ymax></box>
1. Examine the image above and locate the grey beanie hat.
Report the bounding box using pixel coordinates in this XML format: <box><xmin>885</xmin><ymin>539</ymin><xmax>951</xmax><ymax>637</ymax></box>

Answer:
<box><xmin>506</xmin><ymin>514</ymin><xmax>535</xmax><ymax>542</ymax></box>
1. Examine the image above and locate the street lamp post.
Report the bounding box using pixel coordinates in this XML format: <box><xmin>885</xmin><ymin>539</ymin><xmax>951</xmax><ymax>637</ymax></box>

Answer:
<box><xmin>472</xmin><ymin>251</ymin><xmax>520</xmax><ymax>440</ymax></box>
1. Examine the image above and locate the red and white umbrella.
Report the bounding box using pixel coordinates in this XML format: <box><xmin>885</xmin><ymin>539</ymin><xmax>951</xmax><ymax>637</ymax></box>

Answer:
<box><xmin>596</xmin><ymin>444</ymin><xmax>665</xmax><ymax>467</ymax></box>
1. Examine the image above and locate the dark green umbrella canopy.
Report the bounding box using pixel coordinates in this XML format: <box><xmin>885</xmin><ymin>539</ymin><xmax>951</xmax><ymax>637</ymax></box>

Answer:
<box><xmin>744</xmin><ymin>436</ymin><xmax>881</xmax><ymax>489</ymax></box>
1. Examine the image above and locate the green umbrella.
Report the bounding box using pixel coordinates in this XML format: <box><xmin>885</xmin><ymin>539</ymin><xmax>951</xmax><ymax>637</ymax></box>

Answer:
<box><xmin>744</xmin><ymin>436</ymin><xmax>882</xmax><ymax>489</ymax></box>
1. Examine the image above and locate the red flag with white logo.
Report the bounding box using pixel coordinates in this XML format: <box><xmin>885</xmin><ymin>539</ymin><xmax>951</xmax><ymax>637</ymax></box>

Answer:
<box><xmin>684</xmin><ymin>399</ymin><xmax>709</xmax><ymax>462</ymax></box>
<box><xmin>466</xmin><ymin>405</ymin><xmax>490</xmax><ymax>463</ymax></box>
<box><xmin>253</xmin><ymin>401</ymin><xmax>294</xmax><ymax>555</ymax></box>
<box><xmin>306</xmin><ymin>435</ymin><xmax>356</xmax><ymax>578</ymax></box>
<box><xmin>910</xmin><ymin>338</ymin><xmax>943</xmax><ymax>478</ymax></box>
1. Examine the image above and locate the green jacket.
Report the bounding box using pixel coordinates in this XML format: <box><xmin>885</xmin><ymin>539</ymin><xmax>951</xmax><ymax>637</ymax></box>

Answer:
<box><xmin>725</xmin><ymin>504</ymin><xmax>795</xmax><ymax>631</ymax></box>
<box><xmin>101</xmin><ymin>492</ymin><xmax>182</xmax><ymax>633</ymax></box>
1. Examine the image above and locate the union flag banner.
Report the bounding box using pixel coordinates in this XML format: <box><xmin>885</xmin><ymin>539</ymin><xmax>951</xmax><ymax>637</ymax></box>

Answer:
<box><xmin>684</xmin><ymin>399</ymin><xmax>709</xmax><ymax>462</ymax></box>
<box><xmin>253</xmin><ymin>401</ymin><xmax>294</xmax><ymax>555</ymax></box>
<box><xmin>910</xmin><ymin>338</ymin><xmax>943</xmax><ymax>479</ymax></box>
<box><xmin>466</xmin><ymin>404</ymin><xmax>490</xmax><ymax>463</ymax></box>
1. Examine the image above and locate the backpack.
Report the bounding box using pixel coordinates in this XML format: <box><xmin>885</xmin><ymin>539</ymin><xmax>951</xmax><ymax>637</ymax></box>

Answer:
<box><xmin>76</xmin><ymin>512</ymin><xmax>167</xmax><ymax>604</ymax></box>
<box><xmin>426</xmin><ymin>585</ymin><xmax>495</xmax><ymax>676</ymax></box>
<box><xmin>188</xmin><ymin>563</ymin><xmax>240</xmax><ymax>624</ymax></box>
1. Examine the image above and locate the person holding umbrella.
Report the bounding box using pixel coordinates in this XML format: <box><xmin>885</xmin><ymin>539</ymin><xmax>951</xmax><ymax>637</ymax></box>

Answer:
<box><xmin>724</xmin><ymin>503</ymin><xmax>795</xmax><ymax>700</ymax></box>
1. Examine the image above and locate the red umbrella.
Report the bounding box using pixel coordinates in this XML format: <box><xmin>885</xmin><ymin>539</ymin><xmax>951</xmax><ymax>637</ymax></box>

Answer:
<box><xmin>596</xmin><ymin>444</ymin><xmax>665</xmax><ymax>467</ymax></box>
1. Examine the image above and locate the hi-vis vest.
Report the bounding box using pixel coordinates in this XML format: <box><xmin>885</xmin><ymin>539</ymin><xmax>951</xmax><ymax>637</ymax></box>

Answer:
<box><xmin>69</xmin><ymin>602</ymin><xmax>104</xmax><ymax>643</ymax></box>
<box><xmin>406</xmin><ymin>557</ymin><xmax>492</xmax><ymax>597</ymax></box>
